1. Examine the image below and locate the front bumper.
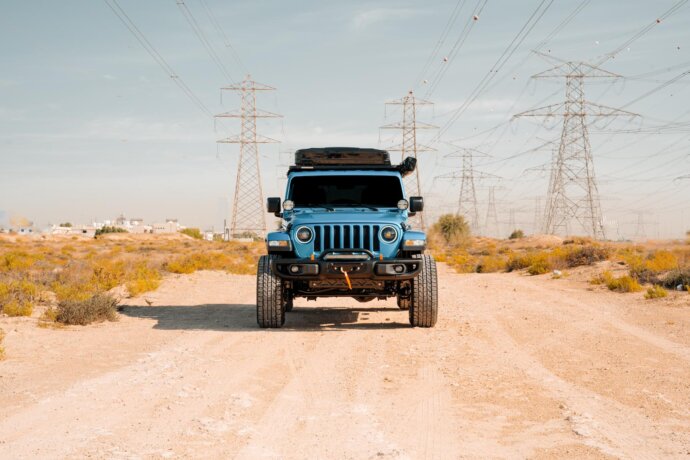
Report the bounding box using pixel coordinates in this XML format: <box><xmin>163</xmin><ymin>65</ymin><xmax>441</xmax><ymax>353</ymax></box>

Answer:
<box><xmin>271</xmin><ymin>252</ymin><xmax>421</xmax><ymax>281</ymax></box>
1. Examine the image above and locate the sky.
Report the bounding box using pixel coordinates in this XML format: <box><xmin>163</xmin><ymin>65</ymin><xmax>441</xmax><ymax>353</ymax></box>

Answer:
<box><xmin>1</xmin><ymin>0</ymin><xmax>689</xmax><ymax>238</ymax></box>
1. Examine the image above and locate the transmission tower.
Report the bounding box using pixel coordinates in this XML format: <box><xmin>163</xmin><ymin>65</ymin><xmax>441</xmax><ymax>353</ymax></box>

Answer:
<box><xmin>436</xmin><ymin>146</ymin><xmax>498</xmax><ymax>234</ymax></box>
<box><xmin>485</xmin><ymin>186</ymin><xmax>500</xmax><ymax>238</ymax></box>
<box><xmin>632</xmin><ymin>211</ymin><xmax>648</xmax><ymax>241</ymax></box>
<box><xmin>514</xmin><ymin>60</ymin><xmax>637</xmax><ymax>240</ymax></box>
<box><xmin>380</xmin><ymin>90</ymin><xmax>437</xmax><ymax>229</ymax></box>
<box><xmin>216</xmin><ymin>75</ymin><xmax>281</xmax><ymax>238</ymax></box>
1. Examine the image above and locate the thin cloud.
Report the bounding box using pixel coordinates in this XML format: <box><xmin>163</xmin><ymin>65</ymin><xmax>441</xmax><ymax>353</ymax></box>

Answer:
<box><xmin>351</xmin><ymin>8</ymin><xmax>420</xmax><ymax>30</ymax></box>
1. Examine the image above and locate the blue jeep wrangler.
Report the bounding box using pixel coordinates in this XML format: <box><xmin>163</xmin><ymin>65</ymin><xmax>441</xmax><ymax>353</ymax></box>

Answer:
<box><xmin>257</xmin><ymin>147</ymin><xmax>438</xmax><ymax>328</ymax></box>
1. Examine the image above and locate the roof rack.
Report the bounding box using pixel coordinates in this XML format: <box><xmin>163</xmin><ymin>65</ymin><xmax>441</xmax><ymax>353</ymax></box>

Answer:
<box><xmin>289</xmin><ymin>147</ymin><xmax>416</xmax><ymax>177</ymax></box>
<box><xmin>295</xmin><ymin>147</ymin><xmax>391</xmax><ymax>167</ymax></box>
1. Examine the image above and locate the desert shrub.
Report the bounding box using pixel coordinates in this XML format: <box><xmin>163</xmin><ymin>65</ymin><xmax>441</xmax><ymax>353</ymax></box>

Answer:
<box><xmin>563</xmin><ymin>245</ymin><xmax>610</xmax><ymax>267</ymax></box>
<box><xmin>644</xmin><ymin>285</ymin><xmax>668</xmax><ymax>299</ymax></box>
<box><xmin>431</xmin><ymin>214</ymin><xmax>470</xmax><ymax>247</ymax></box>
<box><xmin>686</xmin><ymin>230</ymin><xmax>690</xmax><ymax>245</ymax></box>
<box><xmin>593</xmin><ymin>271</ymin><xmax>643</xmax><ymax>293</ymax></box>
<box><xmin>95</xmin><ymin>226</ymin><xmax>128</xmax><ymax>237</ymax></box>
<box><xmin>180</xmin><ymin>228</ymin><xmax>203</xmax><ymax>240</ymax></box>
<box><xmin>2</xmin><ymin>299</ymin><xmax>33</xmax><ymax>317</ymax></box>
<box><xmin>509</xmin><ymin>229</ymin><xmax>525</xmax><ymax>240</ymax></box>
<box><xmin>661</xmin><ymin>269</ymin><xmax>690</xmax><ymax>291</ymax></box>
<box><xmin>91</xmin><ymin>260</ymin><xmax>127</xmax><ymax>291</ymax></box>
<box><xmin>507</xmin><ymin>251</ymin><xmax>549</xmax><ymax>273</ymax></box>
<box><xmin>476</xmin><ymin>255</ymin><xmax>507</xmax><ymax>273</ymax></box>
<box><xmin>0</xmin><ymin>279</ymin><xmax>39</xmax><ymax>316</ymax></box>
<box><xmin>126</xmin><ymin>263</ymin><xmax>161</xmax><ymax>296</ymax></box>
<box><xmin>628</xmin><ymin>250</ymin><xmax>679</xmax><ymax>283</ymax></box>
<box><xmin>56</xmin><ymin>293</ymin><xmax>118</xmax><ymax>325</ymax></box>
<box><xmin>0</xmin><ymin>251</ymin><xmax>44</xmax><ymax>272</ymax></box>
<box><xmin>528</xmin><ymin>259</ymin><xmax>551</xmax><ymax>275</ymax></box>
<box><xmin>563</xmin><ymin>236</ymin><xmax>594</xmax><ymax>245</ymax></box>
<box><xmin>59</xmin><ymin>222</ymin><xmax>72</xmax><ymax>227</ymax></box>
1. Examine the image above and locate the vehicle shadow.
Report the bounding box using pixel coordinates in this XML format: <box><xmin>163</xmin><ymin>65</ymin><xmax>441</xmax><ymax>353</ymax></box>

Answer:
<box><xmin>119</xmin><ymin>303</ymin><xmax>410</xmax><ymax>332</ymax></box>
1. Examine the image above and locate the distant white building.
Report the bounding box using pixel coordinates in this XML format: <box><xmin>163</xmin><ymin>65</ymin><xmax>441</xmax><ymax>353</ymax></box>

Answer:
<box><xmin>152</xmin><ymin>219</ymin><xmax>180</xmax><ymax>234</ymax></box>
<box><xmin>50</xmin><ymin>225</ymin><xmax>96</xmax><ymax>238</ymax></box>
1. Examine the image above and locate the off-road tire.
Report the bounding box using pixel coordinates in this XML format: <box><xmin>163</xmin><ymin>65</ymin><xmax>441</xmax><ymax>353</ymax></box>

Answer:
<box><xmin>256</xmin><ymin>255</ymin><xmax>285</xmax><ymax>328</ymax></box>
<box><xmin>409</xmin><ymin>254</ymin><xmax>438</xmax><ymax>327</ymax></box>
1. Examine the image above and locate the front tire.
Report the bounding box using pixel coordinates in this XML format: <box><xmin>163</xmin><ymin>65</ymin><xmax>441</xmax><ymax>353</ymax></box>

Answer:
<box><xmin>409</xmin><ymin>255</ymin><xmax>438</xmax><ymax>327</ymax></box>
<box><xmin>256</xmin><ymin>255</ymin><xmax>285</xmax><ymax>328</ymax></box>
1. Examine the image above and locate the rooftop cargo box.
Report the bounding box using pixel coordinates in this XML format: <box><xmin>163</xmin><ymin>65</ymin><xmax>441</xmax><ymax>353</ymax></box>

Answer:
<box><xmin>294</xmin><ymin>147</ymin><xmax>391</xmax><ymax>167</ymax></box>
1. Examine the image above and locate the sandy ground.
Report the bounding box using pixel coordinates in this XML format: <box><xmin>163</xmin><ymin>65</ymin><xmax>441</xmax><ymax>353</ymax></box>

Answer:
<box><xmin>0</xmin><ymin>264</ymin><xmax>689</xmax><ymax>459</ymax></box>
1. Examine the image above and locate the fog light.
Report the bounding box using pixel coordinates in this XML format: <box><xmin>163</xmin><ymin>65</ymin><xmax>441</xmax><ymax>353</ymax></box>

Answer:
<box><xmin>283</xmin><ymin>200</ymin><xmax>295</xmax><ymax>211</ymax></box>
<box><xmin>394</xmin><ymin>264</ymin><xmax>405</xmax><ymax>273</ymax></box>
<box><xmin>397</xmin><ymin>199</ymin><xmax>409</xmax><ymax>210</ymax></box>
<box><xmin>289</xmin><ymin>265</ymin><xmax>300</xmax><ymax>273</ymax></box>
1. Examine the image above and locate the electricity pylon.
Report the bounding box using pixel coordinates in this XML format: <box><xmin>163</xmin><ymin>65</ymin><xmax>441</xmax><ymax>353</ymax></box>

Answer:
<box><xmin>633</xmin><ymin>211</ymin><xmax>647</xmax><ymax>241</ymax></box>
<box><xmin>435</xmin><ymin>146</ymin><xmax>498</xmax><ymax>234</ymax></box>
<box><xmin>380</xmin><ymin>90</ymin><xmax>437</xmax><ymax>229</ymax></box>
<box><xmin>216</xmin><ymin>75</ymin><xmax>281</xmax><ymax>238</ymax></box>
<box><xmin>485</xmin><ymin>186</ymin><xmax>500</xmax><ymax>238</ymax></box>
<box><xmin>514</xmin><ymin>60</ymin><xmax>637</xmax><ymax>240</ymax></box>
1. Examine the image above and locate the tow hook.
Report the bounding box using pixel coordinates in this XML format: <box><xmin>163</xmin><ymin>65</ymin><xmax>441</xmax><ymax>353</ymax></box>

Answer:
<box><xmin>339</xmin><ymin>266</ymin><xmax>352</xmax><ymax>290</ymax></box>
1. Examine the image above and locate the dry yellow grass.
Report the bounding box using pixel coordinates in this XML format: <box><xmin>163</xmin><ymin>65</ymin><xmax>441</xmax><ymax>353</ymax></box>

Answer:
<box><xmin>0</xmin><ymin>234</ymin><xmax>264</xmax><ymax>325</ymax></box>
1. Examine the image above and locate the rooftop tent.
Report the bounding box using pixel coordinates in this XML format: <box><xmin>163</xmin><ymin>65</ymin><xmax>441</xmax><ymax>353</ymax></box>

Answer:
<box><xmin>294</xmin><ymin>147</ymin><xmax>391</xmax><ymax>166</ymax></box>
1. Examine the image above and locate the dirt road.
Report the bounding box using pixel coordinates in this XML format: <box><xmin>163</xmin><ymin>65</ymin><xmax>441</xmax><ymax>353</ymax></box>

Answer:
<box><xmin>1</xmin><ymin>264</ymin><xmax>689</xmax><ymax>459</ymax></box>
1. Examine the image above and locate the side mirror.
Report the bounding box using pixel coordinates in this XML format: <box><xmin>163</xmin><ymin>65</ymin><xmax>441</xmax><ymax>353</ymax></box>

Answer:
<box><xmin>409</xmin><ymin>196</ymin><xmax>424</xmax><ymax>213</ymax></box>
<box><xmin>267</xmin><ymin>197</ymin><xmax>281</xmax><ymax>216</ymax></box>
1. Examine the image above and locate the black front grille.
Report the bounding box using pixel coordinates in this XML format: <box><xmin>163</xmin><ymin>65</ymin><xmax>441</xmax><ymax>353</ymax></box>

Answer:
<box><xmin>313</xmin><ymin>224</ymin><xmax>380</xmax><ymax>253</ymax></box>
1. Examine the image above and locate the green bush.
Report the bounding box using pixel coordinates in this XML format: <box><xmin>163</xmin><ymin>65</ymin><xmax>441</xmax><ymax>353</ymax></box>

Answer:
<box><xmin>431</xmin><ymin>214</ymin><xmax>470</xmax><ymax>247</ymax></box>
<box><xmin>56</xmin><ymin>293</ymin><xmax>119</xmax><ymax>325</ymax></box>
<box><xmin>95</xmin><ymin>226</ymin><xmax>128</xmax><ymax>237</ymax></box>
<box><xmin>180</xmin><ymin>228</ymin><xmax>203</xmax><ymax>240</ymax></box>
<box><xmin>509</xmin><ymin>229</ymin><xmax>525</xmax><ymax>240</ymax></box>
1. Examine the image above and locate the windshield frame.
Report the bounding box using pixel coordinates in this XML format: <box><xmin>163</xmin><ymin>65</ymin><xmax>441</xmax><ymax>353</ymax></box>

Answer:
<box><xmin>286</xmin><ymin>171</ymin><xmax>406</xmax><ymax>209</ymax></box>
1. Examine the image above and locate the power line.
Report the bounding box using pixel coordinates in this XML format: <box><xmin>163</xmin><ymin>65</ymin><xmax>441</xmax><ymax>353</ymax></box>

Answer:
<box><xmin>176</xmin><ymin>0</ymin><xmax>238</xmax><ymax>84</ymax></box>
<box><xmin>595</xmin><ymin>0</ymin><xmax>689</xmax><ymax>66</ymax></box>
<box><xmin>197</xmin><ymin>0</ymin><xmax>249</xmax><ymax>75</ymax></box>
<box><xmin>424</xmin><ymin>0</ymin><xmax>488</xmax><ymax>98</ymax></box>
<box><xmin>103</xmin><ymin>0</ymin><xmax>213</xmax><ymax>118</ymax></box>
<box><xmin>435</xmin><ymin>0</ymin><xmax>555</xmax><ymax>139</ymax></box>
<box><xmin>412</xmin><ymin>0</ymin><xmax>467</xmax><ymax>90</ymax></box>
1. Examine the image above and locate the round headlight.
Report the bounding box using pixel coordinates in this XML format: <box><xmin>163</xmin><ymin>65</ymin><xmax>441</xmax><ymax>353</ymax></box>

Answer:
<box><xmin>397</xmin><ymin>199</ymin><xmax>409</xmax><ymax>210</ymax></box>
<box><xmin>283</xmin><ymin>200</ymin><xmax>295</xmax><ymax>211</ymax></box>
<box><xmin>380</xmin><ymin>226</ymin><xmax>398</xmax><ymax>243</ymax></box>
<box><xmin>295</xmin><ymin>226</ymin><xmax>313</xmax><ymax>243</ymax></box>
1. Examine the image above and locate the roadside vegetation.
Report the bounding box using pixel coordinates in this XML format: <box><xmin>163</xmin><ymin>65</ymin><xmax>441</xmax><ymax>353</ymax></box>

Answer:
<box><xmin>0</xmin><ymin>234</ymin><xmax>263</xmax><ymax>326</ymax></box>
<box><xmin>429</xmin><ymin>213</ymin><xmax>690</xmax><ymax>298</ymax></box>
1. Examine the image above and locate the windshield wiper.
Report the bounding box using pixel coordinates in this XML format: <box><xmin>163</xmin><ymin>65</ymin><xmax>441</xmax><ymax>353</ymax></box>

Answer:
<box><xmin>302</xmin><ymin>204</ymin><xmax>335</xmax><ymax>211</ymax></box>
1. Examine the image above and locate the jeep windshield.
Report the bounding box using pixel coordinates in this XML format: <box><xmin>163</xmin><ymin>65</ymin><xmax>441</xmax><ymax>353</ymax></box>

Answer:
<box><xmin>288</xmin><ymin>175</ymin><xmax>403</xmax><ymax>208</ymax></box>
